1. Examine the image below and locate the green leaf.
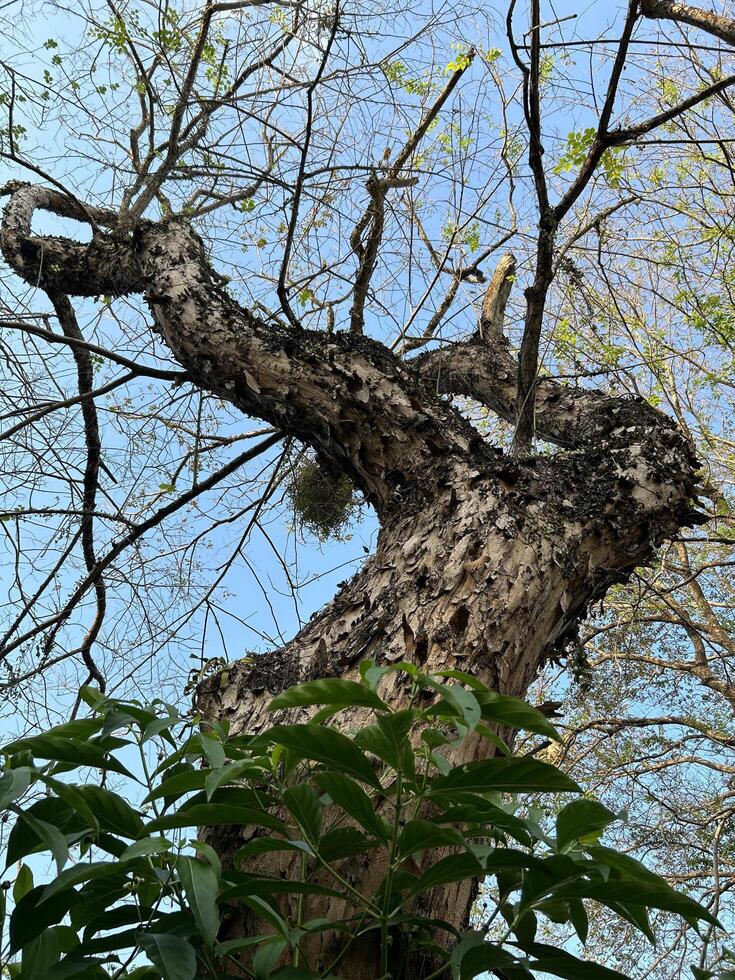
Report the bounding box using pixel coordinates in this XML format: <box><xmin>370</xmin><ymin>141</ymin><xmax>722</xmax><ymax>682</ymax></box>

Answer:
<box><xmin>10</xmin><ymin>884</ymin><xmax>78</xmax><ymax>954</ymax></box>
<box><xmin>76</xmin><ymin>785</ymin><xmax>144</xmax><ymax>838</ymax></box>
<box><xmin>36</xmin><ymin>777</ymin><xmax>101</xmax><ymax>837</ymax></box>
<box><xmin>556</xmin><ymin>799</ymin><xmax>617</xmax><ymax>851</ymax></box>
<box><xmin>81</xmin><ymin>904</ymin><xmax>163</xmax><ymax>941</ymax></box>
<box><xmin>314</xmin><ymin>772</ymin><xmax>388</xmax><ymax>841</ymax></box>
<box><xmin>359</xmin><ymin>660</ymin><xmax>390</xmax><ymax>691</ymax></box>
<box><xmin>15</xmin><ymin>810</ymin><xmax>69</xmax><ymax>873</ymax></box>
<box><xmin>397</xmin><ymin>819</ymin><xmax>465</xmax><ymax>859</ymax></box>
<box><xmin>45</xmin><ymin>955</ymin><xmax>112</xmax><ymax>979</ymax></box>
<box><xmin>138</xmin><ymin>932</ymin><xmax>197</xmax><ymax>980</ymax></box>
<box><xmin>235</xmin><ymin>838</ymin><xmax>315</xmax><ymax>861</ymax></box>
<box><xmin>22</xmin><ymin>927</ymin><xmax>60</xmax><ymax>976</ymax></box>
<box><xmin>239</xmin><ymin>894</ymin><xmax>289</xmax><ymax>939</ymax></box>
<box><xmin>433</xmin><ymin>669</ymin><xmax>490</xmax><ymax>692</ymax></box>
<box><xmin>268</xmin><ymin>679</ymin><xmax>386</xmax><ymax>712</ymax></box>
<box><xmin>216</xmin><ymin>935</ymin><xmax>272</xmax><ymax>956</ymax></box>
<box><xmin>408</xmin><ymin>848</ymin><xmax>535</xmax><ymax>898</ymax></box>
<box><xmin>178</xmin><ymin>856</ymin><xmax>220</xmax><ymax>947</ymax></box>
<box><xmin>317</xmin><ymin>826</ymin><xmax>377</xmax><ymax>862</ymax></box>
<box><xmin>514</xmin><ymin>941</ymin><xmax>633</xmax><ymax>979</ymax></box>
<box><xmin>78</xmin><ymin>686</ymin><xmax>106</xmax><ymax>710</ymax></box>
<box><xmin>13</xmin><ymin>863</ymin><xmax>33</xmax><ymax>903</ymax></box>
<box><xmin>452</xmin><ymin>934</ymin><xmax>532</xmax><ymax>980</ymax></box>
<box><xmin>427</xmin><ymin>681</ymin><xmax>481</xmax><ymax>730</ymax></box>
<box><xmin>254</xmin><ymin>936</ymin><xmax>287</xmax><ymax>979</ymax></box>
<box><xmin>120</xmin><ymin>837</ymin><xmax>173</xmax><ymax>860</ymax></box>
<box><xmin>266</xmin><ymin>725</ymin><xmax>379</xmax><ymax>788</ymax></box>
<box><xmin>354</xmin><ymin>710</ymin><xmax>416</xmax><ymax>775</ymax></box>
<box><xmin>190</xmin><ymin>840</ymin><xmax>222</xmax><ymax>880</ymax></box>
<box><xmin>474</xmin><ymin>691</ymin><xmax>562</xmax><ymax>741</ymax></box>
<box><xmin>606</xmin><ymin>900</ymin><xmax>654</xmax><ymax>944</ymax></box>
<box><xmin>568</xmin><ymin>897</ymin><xmax>589</xmax><ymax>944</ymax></box>
<box><xmin>2</xmin><ymin>735</ymin><xmax>134</xmax><ymax>778</ymax></box>
<box><xmin>552</xmin><ymin>879</ymin><xmax>719</xmax><ymax>926</ymax></box>
<box><xmin>6</xmin><ymin>798</ymin><xmax>82</xmax><ymax>868</ymax></box>
<box><xmin>40</xmin><ymin>860</ymin><xmax>124</xmax><ymax>903</ymax></box>
<box><xmin>583</xmin><ymin>844</ymin><xmax>667</xmax><ymax>884</ymax></box>
<box><xmin>205</xmin><ymin>759</ymin><xmax>260</xmax><ymax>801</ymax></box>
<box><xmin>144</xmin><ymin>767</ymin><xmax>206</xmax><ymax>803</ymax></box>
<box><xmin>433</xmin><ymin>796</ymin><xmax>533</xmax><ymax>846</ymax></box>
<box><xmin>25</xmin><ymin>719</ymin><xmax>101</xmax><ymax>742</ymax></box>
<box><xmin>146</xmin><ymin>803</ymin><xmax>283</xmax><ymax>833</ymax></box>
<box><xmin>0</xmin><ymin>767</ymin><xmax>32</xmax><ymax>808</ymax></box>
<box><xmin>200</xmin><ymin>732</ymin><xmax>226</xmax><ymax>769</ymax></box>
<box><xmin>429</xmin><ymin>757</ymin><xmax>581</xmax><ymax>795</ymax></box>
<box><xmin>283</xmin><ymin>782</ymin><xmax>323</xmax><ymax>842</ymax></box>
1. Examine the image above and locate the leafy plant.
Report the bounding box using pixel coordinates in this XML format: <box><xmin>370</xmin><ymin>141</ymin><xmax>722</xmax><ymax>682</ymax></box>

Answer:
<box><xmin>0</xmin><ymin>664</ymin><xmax>722</xmax><ymax>978</ymax></box>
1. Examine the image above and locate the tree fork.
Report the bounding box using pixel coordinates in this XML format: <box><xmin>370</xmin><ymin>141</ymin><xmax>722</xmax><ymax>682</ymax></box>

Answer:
<box><xmin>0</xmin><ymin>183</ymin><xmax>705</xmax><ymax>977</ymax></box>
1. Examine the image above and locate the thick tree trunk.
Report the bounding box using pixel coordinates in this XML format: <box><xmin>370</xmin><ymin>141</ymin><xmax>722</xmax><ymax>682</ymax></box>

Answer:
<box><xmin>1</xmin><ymin>183</ymin><xmax>703</xmax><ymax>978</ymax></box>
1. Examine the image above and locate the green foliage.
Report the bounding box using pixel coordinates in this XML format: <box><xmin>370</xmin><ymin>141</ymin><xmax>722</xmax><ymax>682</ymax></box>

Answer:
<box><xmin>380</xmin><ymin>61</ymin><xmax>432</xmax><ymax>97</ymax></box>
<box><xmin>0</xmin><ymin>665</ymin><xmax>723</xmax><ymax>979</ymax></box>
<box><xmin>444</xmin><ymin>42</ymin><xmax>473</xmax><ymax>75</ymax></box>
<box><xmin>554</xmin><ymin>128</ymin><xmax>626</xmax><ymax>187</ymax></box>
<box><xmin>675</xmin><ymin>288</ymin><xmax>735</xmax><ymax>344</ymax></box>
<box><xmin>286</xmin><ymin>457</ymin><xmax>358</xmax><ymax>542</ymax></box>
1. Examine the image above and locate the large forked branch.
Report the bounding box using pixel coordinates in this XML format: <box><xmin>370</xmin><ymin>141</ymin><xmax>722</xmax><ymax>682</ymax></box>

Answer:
<box><xmin>641</xmin><ymin>0</ymin><xmax>735</xmax><ymax>46</ymax></box>
<box><xmin>0</xmin><ymin>182</ymin><xmax>484</xmax><ymax>512</ymax></box>
<box><xmin>412</xmin><ymin>252</ymin><xmax>686</xmax><ymax>450</ymax></box>
<box><xmin>2</xmin><ymin>179</ymin><xmax>691</xmax><ymax>493</ymax></box>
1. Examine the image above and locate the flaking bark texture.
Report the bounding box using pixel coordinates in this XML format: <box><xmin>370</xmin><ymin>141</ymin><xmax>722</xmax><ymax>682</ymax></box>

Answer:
<box><xmin>1</xmin><ymin>184</ymin><xmax>704</xmax><ymax>978</ymax></box>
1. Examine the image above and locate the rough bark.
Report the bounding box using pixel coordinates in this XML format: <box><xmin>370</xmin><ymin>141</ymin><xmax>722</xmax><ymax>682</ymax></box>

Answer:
<box><xmin>641</xmin><ymin>0</ymin><xmax>735</xmax><ymax>47</ymax></box>
<box><xmin>0</xmin><ymin>182</ymin><xmax>704</xmax><ymax>977</ymax></box>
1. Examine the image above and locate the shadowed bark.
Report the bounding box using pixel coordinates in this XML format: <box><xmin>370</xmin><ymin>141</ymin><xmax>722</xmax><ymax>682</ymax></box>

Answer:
<box><xmin>0</xmin><ymin>181</ymin><xmax>704</xmax><ymax>977</ymax></box>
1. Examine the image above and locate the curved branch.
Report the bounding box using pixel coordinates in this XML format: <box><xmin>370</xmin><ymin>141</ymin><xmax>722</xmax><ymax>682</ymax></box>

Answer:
<box><xmin>45</xmin><ymin>292</ymin><xmax>107</xmax><ymax>690</ymax></box>
<box><xmin>641</xmin><ymin>0</ymin><xmax>735</xmax><ymax>46</ymax></box>
<box><xmin>412</xmin><ymin>252</ymin><xmax>695</xmax><ymax>453</ymax></box>
<box><xmin>0</xmin><ymin>182</ymin><xmax>144</xmax><ymax>296</ymax></box>
<box><xmin>0</xmin><ymin>182</ymin><xmax>484</xmax><ymax>511</ymax></box>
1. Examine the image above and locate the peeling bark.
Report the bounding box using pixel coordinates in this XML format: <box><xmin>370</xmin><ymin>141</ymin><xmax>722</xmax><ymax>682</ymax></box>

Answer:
<box><xmin>641</xmin><ymin>0</ymin><xmax>735</xmax><ymax>47</ymax></box>
<box><xmin>0</xmin><ymin>182</ymin><xmax>704</xmax><ymax>977</ymax></box>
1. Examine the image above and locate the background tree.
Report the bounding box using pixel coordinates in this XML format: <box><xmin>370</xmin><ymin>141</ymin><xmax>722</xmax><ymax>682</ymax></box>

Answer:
<box><xmin>1</xmin><ymin>0</ymin><xmax>735</xmax><ymax>975</ymax></box>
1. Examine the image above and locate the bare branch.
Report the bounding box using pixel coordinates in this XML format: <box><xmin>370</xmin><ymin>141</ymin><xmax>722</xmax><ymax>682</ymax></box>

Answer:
<box><xmin>44</xmin><ymin>292</ymin><xmax>107</xmax><ymax>690</ymax></box>
<box><xmin>348</xmin><ymin>53</ymin><xmax>475</xmax><ymax>335</ymax></box>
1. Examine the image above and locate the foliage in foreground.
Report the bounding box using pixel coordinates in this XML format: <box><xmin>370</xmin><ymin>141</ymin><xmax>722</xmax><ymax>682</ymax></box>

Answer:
<box><xmin>0</xmin><ymin>663</ymin><xmax>726</xmax><ymax>979</ymax></box>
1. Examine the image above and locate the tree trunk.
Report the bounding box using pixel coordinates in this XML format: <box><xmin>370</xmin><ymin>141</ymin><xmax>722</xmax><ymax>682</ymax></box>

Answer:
<box><xmin>1</xmin><ymin>183</ymin><xmax>703</xmax><ymax>977</ymax></box>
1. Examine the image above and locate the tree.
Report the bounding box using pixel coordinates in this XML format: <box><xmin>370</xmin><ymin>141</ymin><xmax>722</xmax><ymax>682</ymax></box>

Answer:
<box><xmin>1</xmin><ymin>0</ymin><xmax>735</xmax><ymax>975</ymax></box>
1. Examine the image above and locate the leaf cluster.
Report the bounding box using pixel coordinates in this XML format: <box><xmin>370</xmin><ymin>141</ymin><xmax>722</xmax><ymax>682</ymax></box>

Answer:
<box><xmin>0</xmin><ymin>663</ymin><xmax>723</xmax><ymax>979</ymax></box>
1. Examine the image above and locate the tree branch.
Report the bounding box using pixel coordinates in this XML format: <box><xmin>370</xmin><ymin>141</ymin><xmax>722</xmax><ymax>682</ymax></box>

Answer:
<box><xmin>0</xmin><ymin>432</ymin><xmax>285</xmax><ymax>668</ymax></box>
<box><xmin>348</xmin><ymin>54</ymin><xmax>474</xmax><ymax>335</ymax></box>
<box><xmin>0</xmin><ymin>182</ymin><xmax>485</xmax><ymax>511</ymax></box>
<box><xmin>44</xmin><ymin>292</ymin><xmax>107</xmax><ymax>691</ymax></box>
<box><xmin>411</xmin><ymin>253</ymin><xmax>692</xmax><ymax>452</ymax></box>
<box><xmin>641</xmin><ymin>0</ymin><xmax>735</xmax><ymax>47</ymax></box>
